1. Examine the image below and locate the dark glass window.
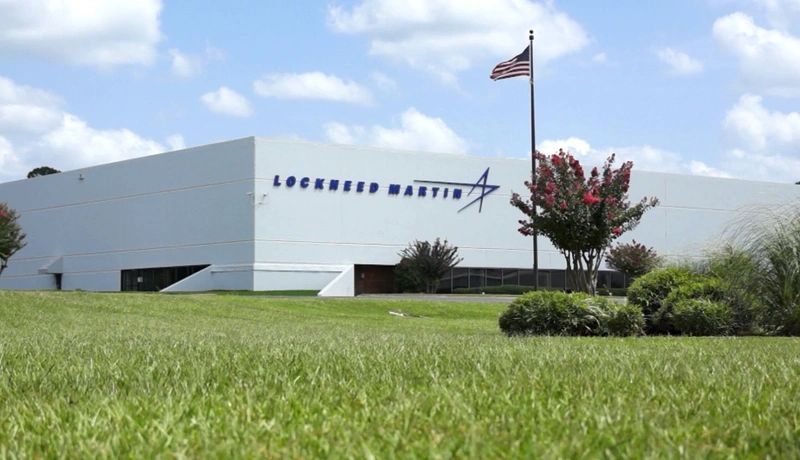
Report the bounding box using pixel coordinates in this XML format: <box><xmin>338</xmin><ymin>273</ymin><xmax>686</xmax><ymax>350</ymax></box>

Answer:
<box><xmin>451</xmin><ymin>268</ymin><xmax>469</xmax><ymax>289</ymax></box>
<box><xmin>551</xmin><ymin>271</ymin><xmax>565</xmax><ymax>291</ymax></box>
<box><xmin>519</xmin><ymin>269</ymin><xmax>535</xmax><ymax>286</ymax></box>
<box><xmin>607</xmin><ymin>271</ymin><xmax>626</xmax><ymax>289</ymax></box>
<box><xmin>121</xmin><ymin>265</ymin><xmax>209</xmax><ymax>292</ymax></box>
<box><xmin>437</xmin><ymin>269</ymin><xmax>452</xmax><ymax>293</ymax></box>
<box><xmin>486</xmin><ymin>269</ymin><xmax>502</xmax><ymax>287</ymax></box>
<box><xmin>502</xmin><ymin>269</ymin><xmax>519</xmax><ymax>286</ymax></box>
<box><xmin>469</xmin><ymin>268</ymin><xmax>485</xmax><ymax>289</ymax></box>
<box><xmin>538</xmin><ymin>271</ymin><xmax>551</xmax><ymax>289</ymax></box>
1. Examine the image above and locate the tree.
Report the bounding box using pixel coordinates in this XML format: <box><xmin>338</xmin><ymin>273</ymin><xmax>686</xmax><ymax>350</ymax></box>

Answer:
<box><xmin>0</xmin><ymin>203</ymin><xmax>26</xmax><ymax>277</ymax></box>
<box><xmin>605</xmin><ymin>240</ymin><xmax>661</xmax><ymax>282</ymax></box>
<box><xmin>27</xmin><ymin>166</ymin><xmax>60</xmax><ymax>179</ymax></box>
<box><xmin>510</xmin><ymin>150</ymin><xmax>659</xmax><ymax>294</ymax></box>
<box><xmin>397</xmin><ymin>238</ymin><xmax>463</xmax><ymax>293</ymax></box>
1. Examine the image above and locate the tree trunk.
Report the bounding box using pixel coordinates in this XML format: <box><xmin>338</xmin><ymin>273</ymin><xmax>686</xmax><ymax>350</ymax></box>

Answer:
<box><xmin>564</xmin><ymin>249</ymin><xmax>603</xmax><ymax>295</ymax></box>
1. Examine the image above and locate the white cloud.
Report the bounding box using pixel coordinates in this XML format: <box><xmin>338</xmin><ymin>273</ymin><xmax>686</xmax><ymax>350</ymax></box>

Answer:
<box><xmin>165</xmin><ymin>134</ymin><xmax>186</xmax><ymax>151</ymax></box>
<box><xmin>169</xmin><ymin>49</ymin><xmax>198</xmax><ymax>78</ymax></box>
<box><xmin>713</xmin><ymin>12</ymin><xmax>800</xmax><ymax>96</ymax></box>
<box><xmin>324</xmin><ymin>108</ymin><xmax>468</xmax><ymax>154</ymax></box>
<box><xmin>537</xmin><ymin>137</ymin><xmax>731</xmax><ymax>178</ymax></box>
<box><xmin>721</xmin><ymin>149</ymin><xmax>800</xmax><ymax>182</ymax></box>
<box><xmin>0</xmin><ymin>0</ymin><xmax>162</xmax><ymax>68</ymax></box>
<box><xmin>743</xmin><ymin>0</ymin><xmax>800</xmax><ymax>27</ymax></box>
<box><xmin>0</xmin><ymin>76</ymin><xmax>178</xmax><ymax>182</ymax></box>
<box><xmin>38</xmin><ymin>115</ymin><xmax>166</xmax><ymax>166</ymax></box>
<box><xmin>200</xmin><ymin>87</ymin><xmax>253</xmax><ymax>118</ymax></box>
<box><xmin>535</xmin><ymin>96</ymin><xmax>800</xmax><ymax>183</ymax></box>
<box><xmin>687</xmin><ymin>160</ymin><xmax>732</xmax><ymax>178</ymax></box>
<box><xmin>0</xmin><ymin>104</ymin><xmax>62</xmax><ymax>134</ymax></box>
<box><xmin>656</xmin><ymin>48</ymin><xmax>703</xmax><ymax>75</ymax></box>
<box><xmin>723</xmin><ymin>93</ymin><xmax>800</xmax><ymax>151</ymax></box>
<box><xmin>324</xmin><ymin>122</ymin><xmax>360</xmax><ymax>145</ymax></box>
<box><xmin>592</xmin><ymin>52</ymin><xmax>608</xmax><ymax>64</ymax></box>
<box><xmin>253</xmin><ymin>72</ymin><xmax>373</xmax><ymax>105</ymax></box>
<box><xmin>327</xmin><ymin>0</ymin><xmax>589</xmax><ymax>83</ymax></box>
<box><xmin>0</xmin><ymin>136</ymin><xmax>23</xmax><ymax>174</ymax></box>
<box><xmin>169</xmin><ymin>45</ymin><xmax>225</xmax><ymax>78</ymax></box>
<box><xmin>718</xmin><ymin>94</ymin><xmax>800</xmax><ymax>182</ymax></box>
<box><xmin>370</xmin><ymin>71</ymin><xmax>398</xmax><ymax>91</ymax></box>
<box><xmin>0</xmin><ymin>77</ymin><xmax>63</xmax><ymax>135</ymax></box>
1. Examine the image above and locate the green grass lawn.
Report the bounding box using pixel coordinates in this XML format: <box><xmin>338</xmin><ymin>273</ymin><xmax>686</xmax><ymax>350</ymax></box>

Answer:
<box><xmin>0</xmin><ymin>291</ymin><xmax>798</xmax><ymax>458</ymax></box>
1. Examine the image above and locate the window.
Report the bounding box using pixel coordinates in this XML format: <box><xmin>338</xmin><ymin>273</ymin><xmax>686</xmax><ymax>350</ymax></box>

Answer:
<box><xmin>121</xmin><ymin>265</ymin><xmax>208</xmax><ymax>292</ymax></box>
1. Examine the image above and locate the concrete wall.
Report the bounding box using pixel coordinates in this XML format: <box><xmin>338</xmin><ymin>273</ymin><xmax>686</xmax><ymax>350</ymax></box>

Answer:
<box><xmin>253</xmin><ymin>138</ymin><xmax>800</xmax><ymax>272</ymax></box>
<box><xmin>253</xmin><ymin>138</ymin><xmax>539</xmax><ymax>270</ymax></box>
<box><xmin>0</xmin><ymin>138</ymin><xmax>256</xmax><ymax>291</ymax></box>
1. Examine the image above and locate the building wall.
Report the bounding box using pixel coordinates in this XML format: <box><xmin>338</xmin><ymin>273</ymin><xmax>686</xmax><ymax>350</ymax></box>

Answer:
<box><xmin>0</xmin><ymin>138</ymin><xmax>256</xmax><ymax>291</ymax></box>
<box><xmin>253</xmin><ymin>138</ymin><xmax>800</xmax><ymax>273</ymax></box>
<box><xmin>253</xmin><ymin>138</ymin><xmax>541</xmax><ymax>271</ymax></box>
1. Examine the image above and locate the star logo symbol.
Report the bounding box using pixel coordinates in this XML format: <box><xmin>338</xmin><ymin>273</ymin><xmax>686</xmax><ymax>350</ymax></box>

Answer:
<box><xmin>414</xmin><ymin>167</ymin><xmax>501</xmax><ymax>213</ymax></box>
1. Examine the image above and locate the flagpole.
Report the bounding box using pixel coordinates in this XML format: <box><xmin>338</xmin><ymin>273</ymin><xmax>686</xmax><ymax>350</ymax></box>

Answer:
<box><xmin>529</xmin><ymin>29</ymin><xmax>539</xmax><ymax>291</ymax></box>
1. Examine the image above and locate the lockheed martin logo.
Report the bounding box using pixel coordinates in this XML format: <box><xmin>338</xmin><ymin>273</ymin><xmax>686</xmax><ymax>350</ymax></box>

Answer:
<box><xmin>272</xmin><ymin>167</ymin><xmax>500</xmax><ymax>214</ymax></box>
<box><xmin>415</xmin><ymin>167</ymin><xmax>500</xmax><ymax>213</ymax></box>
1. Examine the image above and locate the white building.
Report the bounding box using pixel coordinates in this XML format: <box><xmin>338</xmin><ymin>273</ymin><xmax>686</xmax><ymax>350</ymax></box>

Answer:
<box><xmin>1</xmin><ymin>137</ymin><xmax>798</xmax><ymax>296</ymax></box>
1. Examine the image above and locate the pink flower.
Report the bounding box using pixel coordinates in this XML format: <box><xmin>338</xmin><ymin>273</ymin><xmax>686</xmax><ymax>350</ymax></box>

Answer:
<box><xmin>545</xmin><ymin>181</ymin><xmax>556</xmax><ymax>193</ymax></box>
<box><xmin>582</xmin><ymin>191</ymin><xmax>601</xmax><ymax>205</ymax></box>
<box><xmin>559</xmin><ymin>201</ymin><xmax>567</xmax><ymax>210</ymax></box>
<box><xmin>612</xmin><ymin>227</ymin><xmax>622</xmax><ymax>236</ymax></box>
<box><xmin>544</xmin><ymin>194</ymin><xmax>555</xmax><ymax>207</ymax></box>
<box><xmin>551</xmin><ymin>154</ymin><xmax>562</xmax><ymax>166</ymax></box>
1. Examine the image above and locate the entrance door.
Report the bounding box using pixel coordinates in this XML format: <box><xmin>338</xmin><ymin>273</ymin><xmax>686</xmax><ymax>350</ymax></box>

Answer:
<box><xmin>354</xmin><ymin>265</ymin><xmax>396</xmax><ymax>294</ymax></box>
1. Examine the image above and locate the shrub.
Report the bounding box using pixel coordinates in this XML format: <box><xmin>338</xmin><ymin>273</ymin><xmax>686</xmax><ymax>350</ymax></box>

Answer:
<box><xmin>569</xmin><ymin>295</ymin><xmax>612</xmax><ymax>336</ymax></box>
<box><xmin>626</xmin><ymin>267</ymin><xmax>694</xmax><ymax>333</ymax></box>
<box><xmin>727</xmin><ymin>209</ymin><xmax>800</xmax><ymax>335</ymax></box>
<box><xmin>672</xmin><ymin>299</ymin><xmax>733</xmax><ymax>336</ymax></box>
<box><xmin>606</xmin><ymin>303</ymin><xmax>645</xmax><ymax>336</ymax></box>
<box><xmin>396</xmin><ymin>238</ymin><xmax>462</xmax><ymax>294</ymax></box>
<box><xmin>498</xmin><ymin>292</ymin><xmax>641</xmax><ymax>337</ymax></box>
<box><xmin>499</xmin><ymin>291</ymin><xmax>573</xmax><ymax>336</ymax></box>
<box><xmin>605</xmin><ymin>240</ymin><xmax>661</xmax><ymax>279</ymax></box>
<box><xmin>394</xmin><ymin>258</ymin><xmax>426</xmax><ymax>292</ymax></box>
<box><xmin>699</xmin><ymin>246</ymin><xmax>761</xmax><ymax>334</ymax></box>
<box><xmin>655</xmin><ymin>277</ymin><xmax>725</xmax><ymax>333</ymax></box>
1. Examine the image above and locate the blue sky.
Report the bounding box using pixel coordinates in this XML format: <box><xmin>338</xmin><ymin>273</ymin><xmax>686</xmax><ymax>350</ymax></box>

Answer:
<box><xmin>2</xmin><ymin>0</ymin><xmax>800</xmax><ymax>183</ymax></box>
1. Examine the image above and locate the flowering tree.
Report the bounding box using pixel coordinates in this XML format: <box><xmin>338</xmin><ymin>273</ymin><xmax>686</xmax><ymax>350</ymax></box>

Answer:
<box><xmin>0</xmin><ymin>203</ymin><xmax>26</xmax><ymax>277</ymax></box>
<box><xmin>510</xmin><ymin>150</ymin><xmax>658</xmax><ymax>294</ymax></box>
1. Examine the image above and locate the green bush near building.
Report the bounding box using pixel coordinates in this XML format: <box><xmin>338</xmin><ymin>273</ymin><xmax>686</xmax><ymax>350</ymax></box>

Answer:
<box><xmin>626</xmin><ymin>267</ymin><xmax>695</xmax><ymax>333</ymax></box>
<box><xmin>498</xmin><ymin>291</ymin><xmax>643</xmax><ymax>337</ymax></box>
<box><xmin>672</xmin><ymin>298</ymin><xmax>734</xmax><ymax>336</ymax></box>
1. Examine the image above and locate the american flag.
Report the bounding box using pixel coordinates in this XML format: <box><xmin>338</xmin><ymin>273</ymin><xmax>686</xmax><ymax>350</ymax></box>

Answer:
<box><xmin>490</xmin><ymin>46</ymin><xmax>530</xmax><ymax>81</ymax></box>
